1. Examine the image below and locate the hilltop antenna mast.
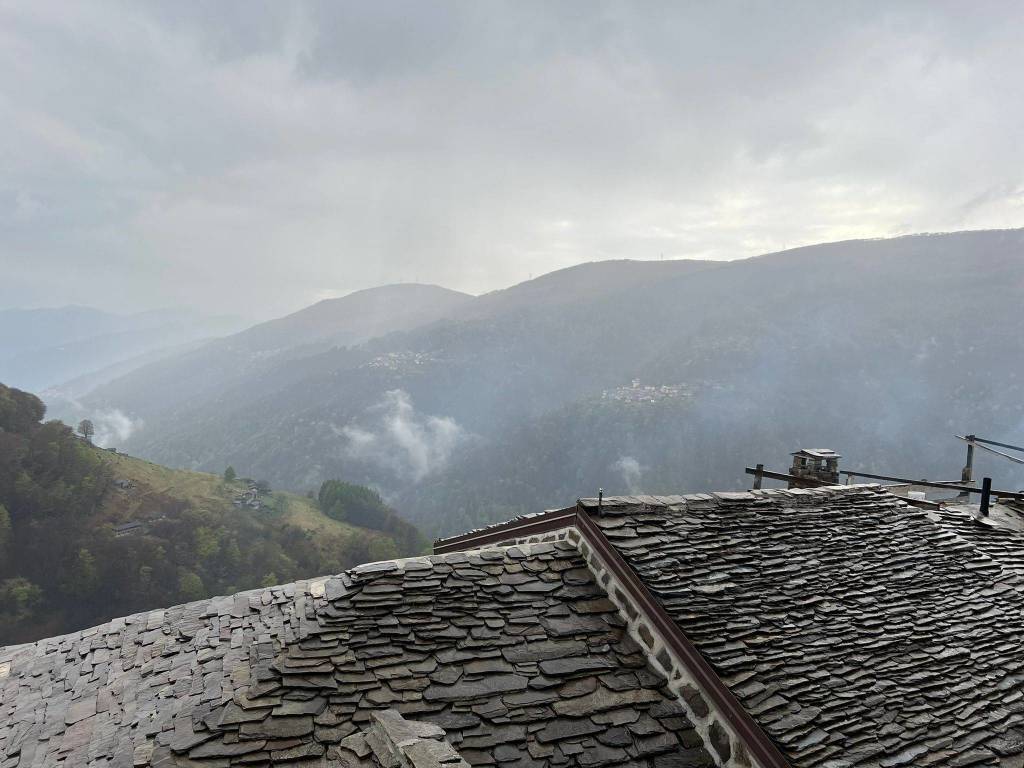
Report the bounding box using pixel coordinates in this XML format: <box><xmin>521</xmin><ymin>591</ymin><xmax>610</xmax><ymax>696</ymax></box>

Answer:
<box><xmin>956</xmin><ymin>433</ymin><xmax>1024</xmax><ymax>497</ymax></box>
<box><xmin>956</xmin><ymin>434</ymin><xmax>1024</xmax><ymax>467</ymax></box>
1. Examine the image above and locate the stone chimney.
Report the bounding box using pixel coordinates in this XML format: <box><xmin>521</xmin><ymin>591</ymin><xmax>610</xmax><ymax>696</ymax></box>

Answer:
<box><xmin>788</xmin><ymin>449</ymin><xmax>841</xmax><ymax>488</ymax></box>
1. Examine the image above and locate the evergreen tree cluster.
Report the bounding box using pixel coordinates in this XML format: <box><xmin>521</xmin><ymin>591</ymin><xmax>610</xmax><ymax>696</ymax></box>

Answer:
<box><xmin>317</xmin><ymin>479</ymin><xmax>426</xmax><ymax>556</ymax></box>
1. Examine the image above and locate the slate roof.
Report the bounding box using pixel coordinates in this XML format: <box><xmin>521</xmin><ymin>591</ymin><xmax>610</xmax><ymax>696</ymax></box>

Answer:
<box><xmin>0</xmin><ymin>540</ymin><xmax>712</xmax><ymax>768</ymax></box>
<box><xmin>930</xmin><ymin>504</ymin><xmax>1024</xmax><ymax>577</ymax></box>
<box><xmin>581</xmin><ymin>485</ymin><xmax>1024</xmax><ymax>767</ymax></box>
<box><xmin>334</xmin><ymin>707</ymin><xmax>472</xmax><ymax>767</ymax></box>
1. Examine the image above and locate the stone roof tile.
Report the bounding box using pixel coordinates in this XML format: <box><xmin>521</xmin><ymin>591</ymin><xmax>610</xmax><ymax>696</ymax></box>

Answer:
<box><xmin>0</xmin><ymin>542</ymin><xmax>712</xmax><ymax>768</ymax></box>
<box><xmin>583</xmin><ymin>485</ymin><xmax>1024</xmax><ymax>767</ymax></box>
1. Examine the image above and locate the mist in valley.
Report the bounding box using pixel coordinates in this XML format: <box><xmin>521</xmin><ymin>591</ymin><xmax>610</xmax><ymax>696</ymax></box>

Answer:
<box><xmin>16</xmin><ymin>229</ymin><xmax>1022</xmax><ymax>537</ymax></box>
<box><xmin>6</xmin><ymin>6</ymin><xmax>1024</xmax><ymax>765</ymax></box>
<box><xmin>3</xmin><ymin>2</ymin><xmax>1024</xmax><ymax>535</ymax></box>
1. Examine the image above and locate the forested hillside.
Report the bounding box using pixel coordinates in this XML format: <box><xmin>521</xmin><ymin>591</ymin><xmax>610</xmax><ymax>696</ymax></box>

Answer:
<box><xmin>0</xmin><ymin>383</ymin><xmax>424</xmax><ymax>644</ymax></box>
<box><xmin>75</xmin><ymin>230</ymin><xmax>1024</xmax><ymax>536</ymax></box>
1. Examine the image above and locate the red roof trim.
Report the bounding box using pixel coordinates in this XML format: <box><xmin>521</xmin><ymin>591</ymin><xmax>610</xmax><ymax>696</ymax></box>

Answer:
<box><xmin>433</xmin><ymin>502</ymin><xmax>791</xmax><ymax>767</ymax></box>
<box><xmin>433</xmin><ymin>507</ymin><xmax>576</xmax><ymax>554</ymax></box>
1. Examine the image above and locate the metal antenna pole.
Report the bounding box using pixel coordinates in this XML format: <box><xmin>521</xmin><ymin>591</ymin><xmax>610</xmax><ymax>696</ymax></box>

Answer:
<box><xmin>961</xmin><ymin>434</ymin><xmax>976</xmax><ymax>499</ymax></box>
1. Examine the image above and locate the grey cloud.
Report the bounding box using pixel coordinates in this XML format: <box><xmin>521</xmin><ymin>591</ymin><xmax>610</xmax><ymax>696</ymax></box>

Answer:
<box><xmin>1</xmin><ymin>1</ymin><xmax>1023</xmax><ymax>318</ymax></box>
<box><xmin>612</xmin><ymin>455</ymin><xmax>644</xmax><ymax>493</ymax></box>
<box><xmin>41</xmin><ymin>393</ymin><xmax>143</xmax><ymax>448</ymax></box>
<box><xmin>334</xmin><ymin>389</ymin><xmax>466</xmax><ymax>482</ymax></box>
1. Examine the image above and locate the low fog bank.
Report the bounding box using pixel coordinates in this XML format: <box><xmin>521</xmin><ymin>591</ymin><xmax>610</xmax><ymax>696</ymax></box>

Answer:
<box><xmin>334</xmin><ymin>389</ymin><xmax>468</xmax><ymax>484</ymax></box>
<box><xmin>0</xmin><ymin>307</ymin><xmax>244</xmax><ymax>393</ymax></box>
<box><xmin>43</xmin><ymin>394</ymin><xmax>144</xmax><ymax>449</ymax></box>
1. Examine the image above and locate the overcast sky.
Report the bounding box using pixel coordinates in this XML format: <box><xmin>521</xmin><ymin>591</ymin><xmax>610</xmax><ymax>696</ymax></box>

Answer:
<box><xmin>2</xmin><ymin>1</ymin><xmax>1023</xmax><ymax>319</ymax></box>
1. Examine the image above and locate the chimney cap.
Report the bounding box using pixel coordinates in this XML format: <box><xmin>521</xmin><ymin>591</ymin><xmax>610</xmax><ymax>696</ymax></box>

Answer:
<box><xmin>791</xmin><ymin>448</ymin><xmax>841</xmax><ymax>460</ymax></box>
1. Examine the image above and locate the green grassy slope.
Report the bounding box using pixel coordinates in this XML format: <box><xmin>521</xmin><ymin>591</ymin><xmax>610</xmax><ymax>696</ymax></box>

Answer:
<box><xmin>101</xmin><ymin>451</ymin><xmax>365</xmax><ymax>550</ymax></box>
<box><xmin>0</xmin><ymin>381</ymin><xmax>422</xmax><ymax>645</ymax></box>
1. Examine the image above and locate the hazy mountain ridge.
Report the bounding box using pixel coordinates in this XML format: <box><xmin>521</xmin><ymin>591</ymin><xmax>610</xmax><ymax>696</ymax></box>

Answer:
<box><xmin>88</xmin><ymin>259</ymin><xmax>725</xmax><ymax>472</ymax></box>
<box><xmin>0</xmin><ymin>306</ymin><xmax>243</xmax><ymax>393</ymax></box>
<box><xmin>48</xmin><ymin>229</ymin><xmax>1024</xmax><ymax>534</ymax></box>
<box><xmin>231</xmin><ymin>283</ymin><xmax>473</xmax><ymax>352</ymax></box>
<box><xmin>79</xmin><ymin>284</ymin><xmax>472</xmax><ymax>422</ymax></box>
<box><xmin>0</xmin><ymin>306</ymin><xmax>119</xmax><ymax>357</ymax></box>
<box><xmin>462</xmin><ymin>258</ymin><xmax>722</xmax><ymax>318</ymax></box>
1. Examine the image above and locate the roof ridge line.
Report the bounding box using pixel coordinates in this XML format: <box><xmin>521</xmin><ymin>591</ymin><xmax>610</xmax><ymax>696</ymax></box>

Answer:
<box><xmin>431</xmin><ymin>502</ymin><xmax>791</xmax><ymax>767</ymax></box>
<box><xmin>578</xmin><ymin>483</ymin><xmax>887</xmax><ymax>508</ymax></box>
<box><xmin>437</xmin><ymin>486</ymin><xmax>891</xmax><ymax>549</ymax></box>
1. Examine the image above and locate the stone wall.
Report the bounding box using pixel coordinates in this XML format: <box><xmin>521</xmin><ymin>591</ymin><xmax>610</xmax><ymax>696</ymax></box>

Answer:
<box><xmin>497</xmin><ymin>524</ymin><xmax>765</xmax><ymax>768</ymax></box>
<box><xmin>564</xmin><ymin>527</ymin><xmax>759</xmax><ymax>768</ymax></box>
<box><xmin>485</xmin><ymin>527</ymin><xmax>571</xmax><ymax>549</ymax></box>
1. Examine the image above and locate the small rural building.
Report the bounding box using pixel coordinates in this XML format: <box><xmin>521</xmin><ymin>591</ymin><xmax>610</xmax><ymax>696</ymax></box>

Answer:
<box><xmin>112</xmin><ymin>521</ymin><xmax>145</xmax><ymax>538</ymax></box>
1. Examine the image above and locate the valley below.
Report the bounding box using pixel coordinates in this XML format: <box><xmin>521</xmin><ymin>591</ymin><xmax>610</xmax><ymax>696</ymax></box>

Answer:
<box><xmin>44</xmin><ymin>229</ymin><xmax>1024</xmax><ymax>537</ymax></box>
<box><xmin>0</xmin><ymin>383</ymin><xmax>422</xmax><ymax>644</ymax></box>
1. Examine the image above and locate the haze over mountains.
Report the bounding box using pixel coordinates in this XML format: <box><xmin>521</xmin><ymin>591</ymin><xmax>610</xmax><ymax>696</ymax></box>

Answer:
<box><xmin>71</xmin><ymin>284</ymin><xmax>472</xmax><ymax>426</ymax></box>
<box><xmin>34</xmin><ymin>229</ymin><xmax>1024</xmax><ymax>535</ymax></box>
<box><xmin>0</xmin><ymin>306</ymin><xmax>243</xmax><ymax>394</ymax></box>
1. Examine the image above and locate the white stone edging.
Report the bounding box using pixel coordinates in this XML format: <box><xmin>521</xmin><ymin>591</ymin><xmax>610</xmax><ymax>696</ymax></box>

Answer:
<box><xmin>564</xmin><ymin>527</ymin><xmax>759</xmax><ymax>768</ymax></box>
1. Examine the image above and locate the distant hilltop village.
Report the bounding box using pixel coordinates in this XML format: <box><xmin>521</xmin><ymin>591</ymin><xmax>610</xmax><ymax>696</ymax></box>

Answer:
<box><xmin>601</xmin><ymin>379</ymin><xmax>707</xmax><ymax>404</ymax></box>
<box><xmin>362</xmin><ymin>350</ymin><xmax>437</xmax><ymax>372</ymax></box>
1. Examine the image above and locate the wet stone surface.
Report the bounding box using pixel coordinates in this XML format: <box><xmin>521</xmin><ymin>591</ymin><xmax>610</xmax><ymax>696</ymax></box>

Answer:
<box><xmin>584</xmin><ymin>486</ymin><xmax>1024</xmax><ymax>768</ymax></box>
<box><xmin>0</xmin><ymin>541</ymin><xmax>713</xmax><ymax>767</ymax></box>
